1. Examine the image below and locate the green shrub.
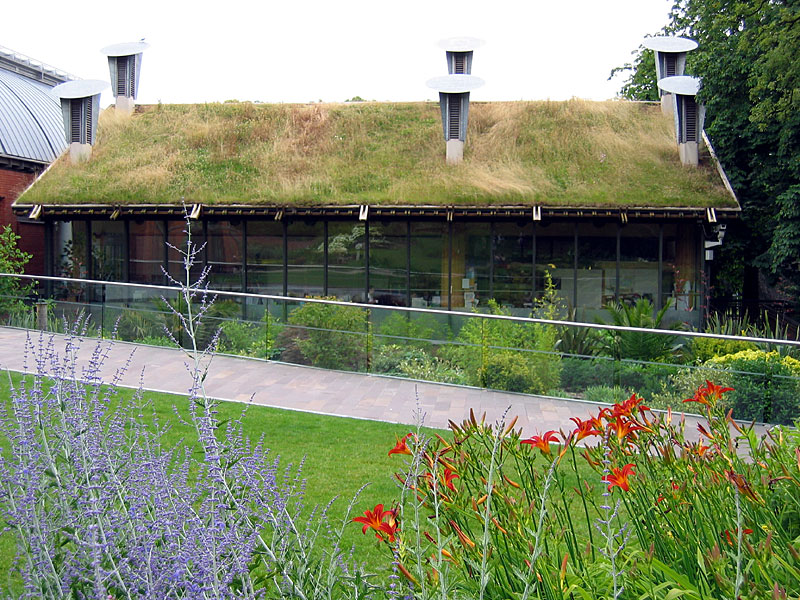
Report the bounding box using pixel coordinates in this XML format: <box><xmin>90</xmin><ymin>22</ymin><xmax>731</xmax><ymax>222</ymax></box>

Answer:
<box><xmin>443</xmin><ymin>286</ymin><xmax>562</xmax><ymax>395</ymax></box>
<box><xmin>395</xmin><ymin>351</ymin><xmax>466</xmax><ymax>385</ymax></box>
<box><xmin>218</xmin><ymin>321</ymin><xmax>260</xmax><ymax>356</ymax></box>
<box><xmin>372</xmin><ymin>344</ymin><xmax>430</xmax><ymax>375</ymax></box>
<box><xmin>286</xmin><ymin>299</ymin><xmax>368</xmax><ymax>371</ymax></box>
<box><xmin>707</xmin><ymin>349</ymin><xmax>800</xmax><ymax>424</ymax></box>
<box><xmin>376</xmin><ymin>311</ymin><xmax>451</xmax><ymax>350</ymax></box>
<box><xmin>689</xmin><ymin>336</ymin><xmax>757</xmax><ymax>364</ymax></box>
<box><xmin>560</xmin><ymin>356</ymin><xmax>616</xmax><ymax>392</ymax></box>
<box><xmin>583</xmin><ymin>384</ymin><xmax>635</xmax><ymax>404</ymax></box>
<box><xmin>481</xmin><ymin>351</ymin><xmax>535</xmax><ymax>393</ymax></box>
<box><xmin>599</xmin><ymin>298</ymin><xmax>685</xmax><ymax>362</ymax></box>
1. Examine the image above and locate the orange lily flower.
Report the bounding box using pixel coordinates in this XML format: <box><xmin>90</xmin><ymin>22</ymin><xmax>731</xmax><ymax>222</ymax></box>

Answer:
<box><xmin>521</xmin><ymin>430</ymin><xmax>559</xmax><ymax>455</ymax></box>
<box><xmin>611</xmin><ymin>393</ymin><xmax>649</xmax><ymax>419</ymax></box>
<box><xmin>352</xmin><ymin>504</ymin><xmax>398</xmax><ymax>541</ymax></box>
<box><xmin>607</xmin><ymin>417</ymin><xmax>644</xmax><ymax>443</ymax></box>
<box><xmin>570</xmin><ymin>417</ymin><xmax>602</xmax><ymax>441</ymax></box>
<box><xmin>684</xmin><ymin>380</ymin><xmax>734</xmax><ymax>407</ymax></box>
<box><xmin>603</xmin><ymin>463</ymin><xmax>636</xmax><ymax>492</ymax></box>
<box><xmin>442</xmin><ymin>467</ymin><xmax>459</xmax><ymax>492</ymax></box>
<box><xmin>388</xmin><ymin>433</ymin><xmax>414</xmax><ymax>456</ymax></box>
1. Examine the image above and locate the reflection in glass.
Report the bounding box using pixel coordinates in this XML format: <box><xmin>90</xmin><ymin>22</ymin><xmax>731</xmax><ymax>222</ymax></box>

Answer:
<box><xmin>536</xmin><ymin>223</ymin><xmax>575</xmax><ymax>308</ymax></box>
<box><xmin>52</xmin><ymin>220</ymin><xmax>89</xmax><ymax>279</ymax></box>
<box><xmin>369</xmin><ymin>221</ymin><xmax>408</xmax><ymax>306</ymax></box>
<box><xmin>129</xmin><ymin>220</ymin><xmax>165</xmax><ymax>284</ymax></box>
<box><xmin>206</xmin><ymin>220</ymin><xmax>243</xmax><ymax>291</ymax></box>
<box><xmin>452</xmin><ymin>223</ymin><xmax>490</xmax><ymax>311</ymax></box>
<box><xmin>619</xmin><ymin>224</ymin><xmax>659</xmax><ymax>306</ymax></box>
<box><xmin>328</xmin><ymin>221</ymin><xmax>366</xmax><ymax>302</ymax></box>
<box><xmin>493</xmin><ymin>223</ymin><xmax>533</xmax><ymax>311</ymax></box>
<box><xmin>410</xmin><ymin>222</ymin><xmax>447</xmax><ymax>308</ymax></box>
<box><xmin>576</xmin><ymin>223</ymin><xmax>617</xmax><ymax>319</ymax></box>
<box><xmin>247</xmin><ymin>221</ymin><xmax>284</xmax><ymax>295</ymax></box>
<box><xmin>92</xmin><ymin>221</ymin><xmax>126</xmax><ymax>281</ymax></box>
<box><xmin>663</xmin><ymin>223</ymin><xmax>700</xmax><ymax>327</ymax></box>
<box><xmin>287</xmin><ymin>221</ymin><xmax>324</xmax><ymax>297</ymax></box>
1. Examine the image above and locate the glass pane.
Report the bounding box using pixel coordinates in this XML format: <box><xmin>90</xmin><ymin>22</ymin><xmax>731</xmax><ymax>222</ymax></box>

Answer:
<box><xmin>206</xmin><ymin>220</ymin><xmax>243</xmax><ymax>291</ymax></box>
<box><xmin>410</xmin><ymin>222</ymin><xmax>448</xmax><ymax>308</ymax></box>
<box><xmin>452</xmin><ymin>222</ymin><xmax>490</xmax><ymax>311</ymax></box>
<box><xmin>493</xmin><ymin>222</ymin><xmax>533</xmax><ymax>311</ymax></box>
<box><xmin>535</xmin><ymin>222</ymin><xmax>575</xmax><ymax>308</ymax></box>
<box><xmin>91</xmin><ymin>221</ymin><xmax>125</xmax><ymax>281</ymax></box>
<box><xmin>328</xmin><ymin>221</ymin><xmax>366</xmax><ymax>302</ymax></box>
<box><xmin>369</xmin><ymin>221</ymin><xmax>408</xmax><ymax>307</ymax></box>
<box><xmin>53</xmin><ymin>220</ymin><xmax>89</xmax><ymax>279</ymax></box>
<box><xmin>246</xmin><ymin>221</ymin><xmax>284</xmax><ymax>295</ymax></box>
<box><xmin>129</xmin><ymin>220</ymin><xmax>165</xmax><ymax>284</ymax></box>
<box><xmin>619</xmin><ymin>224</ymin><xmax>659</xmax><ymax>306</ymax></box>
<box><xmin>287</xmin><ymin>221</ymin><xmax>324</xmax><ymax>297</ymax></box>
<box><xmin>663</xmin><ymin>223</ymin><xmax>700</xmax><ymax>327</ymax></box>
<box><xmin>576</xmin><ymin>223</ymin><xmax>617</xmax><ymax>319</ymax></box>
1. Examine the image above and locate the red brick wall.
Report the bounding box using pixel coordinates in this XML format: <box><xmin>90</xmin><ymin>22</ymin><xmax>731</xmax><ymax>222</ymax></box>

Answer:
<box><xmin>0</xmin><ymin>168</ymin><xmax>45</xmax><ymax>275</ymax></box>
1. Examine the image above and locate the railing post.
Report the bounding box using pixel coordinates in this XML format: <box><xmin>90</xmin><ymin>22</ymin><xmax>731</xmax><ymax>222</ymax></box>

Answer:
<box><xmin>101</xmin><ymin>283</ymin><xmax>107</xmax><ymax>338</ymax></box>
<box><xmin>35</xmin><ymin>299</ymin><xmax>48</xmax><ymax>331</ymax></box>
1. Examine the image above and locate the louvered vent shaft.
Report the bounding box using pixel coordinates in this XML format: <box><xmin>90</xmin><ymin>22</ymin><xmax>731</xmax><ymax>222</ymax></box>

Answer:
<box><xmin>70</xmin><ymin>101</ymin><xmax>81</xmax><ymax>143</ymax></box>
<box><xmin>116</xmin><ymin>57</ymin><xmax>128</xmax><ymax>96</ymax></box>
<box><xmin>448</xmin><ymin>95</ymin><xmax>460</xmax><ymax>140</ymax></box>
<box><xmin>85</xmin><ymin>100</ymin><xmax>93</xmax><ymax>143</ymax></box>
<box><xmin>128</xmin><ymin>57</ymin><xmax>136</xmax><ymax>96</ymax></box>
<box><xmin>665</xmin><ymin>54</ymin><xmax>677</xmax><ymax>77</ymax></box>
<box><xmin>683</xmin><ymin>97</ymin><xmax>698</xmax><ymax>142</ymax></box>
<box><xmin>454</xmin><ymin>55</ymin><xmax>465</xmax><ymax>74</ymax></box>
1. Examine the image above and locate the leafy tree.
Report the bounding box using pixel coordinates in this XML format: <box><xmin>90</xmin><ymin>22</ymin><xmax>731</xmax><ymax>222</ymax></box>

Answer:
<box><xmin>613</xmin><ymin>0</ymin><xmax>800</xmax><ymax>306</ymax></box>
<box><xmin>0</xmin><ymin>225</ymin><xmax>32</xmax><ymax>318</ymax></box>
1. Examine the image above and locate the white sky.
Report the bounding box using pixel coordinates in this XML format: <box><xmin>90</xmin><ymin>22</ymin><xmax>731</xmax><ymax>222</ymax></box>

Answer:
<box><xmin>3</xmin><ymin>0</ymin><xmax>672</xmax><ymax>106</ymax></box>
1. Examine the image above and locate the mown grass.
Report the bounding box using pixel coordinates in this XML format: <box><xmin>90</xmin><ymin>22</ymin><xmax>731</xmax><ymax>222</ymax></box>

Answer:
<box><xmin>21</xmin><ymin>100</ymin><xmax>736</xmax><ymax>209</ymax></box>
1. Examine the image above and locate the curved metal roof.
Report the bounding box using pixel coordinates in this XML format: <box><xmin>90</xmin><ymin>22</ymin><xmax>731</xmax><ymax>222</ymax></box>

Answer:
<box><xmin>0</xmin><ymin>68</ymin><xmax>66</xmax><ymax>165</ymax></box>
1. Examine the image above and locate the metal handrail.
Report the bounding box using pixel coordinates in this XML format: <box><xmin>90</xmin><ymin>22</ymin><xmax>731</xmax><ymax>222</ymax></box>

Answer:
<box><xmin>2</xmin><ymin>272</ymin><xmax>800</xmax><ymax>348</ymax></box>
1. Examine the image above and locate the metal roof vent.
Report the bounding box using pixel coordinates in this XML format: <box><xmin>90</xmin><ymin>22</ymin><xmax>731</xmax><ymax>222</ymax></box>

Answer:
<box><xmin>426</xmin><ymin>75</ymin><xmax>484</xmax><ymax>164</ymax></box>
<box><xmin>100</xmin><ymin>41</ymin><xmax>149</xmax><ymax>114</ymax></box>
<box><xmin>51</xmin><ymin>79</ymin><xmax>108</xmax><ymax>163</ymax></box>
<box><xmin>438</xmin><ymin>37</ymin><xmax>484</xmax><ymax>74</ymax></box>
<box><xmin>657</xmin><ymin>76</ymin><xmax>705</xmax><ymax>166</ymax></box>
<box><xmin>643</xmin><ymin>37</ymin><xmax>698</xmax><ymax>115</ymax></box>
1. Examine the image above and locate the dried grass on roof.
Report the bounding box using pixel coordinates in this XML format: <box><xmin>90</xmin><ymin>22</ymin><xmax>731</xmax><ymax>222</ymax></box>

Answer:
<box><xmin>20</xmin><ymin>100</ymin><xmax>736</xmax><ymax>209</ymax></box>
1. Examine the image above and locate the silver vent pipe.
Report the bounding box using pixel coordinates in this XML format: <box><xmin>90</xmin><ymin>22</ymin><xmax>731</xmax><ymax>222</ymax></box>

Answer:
<box><xmin>426</xmin><ymin>75</ymin><xmax>484</xmax><ymax>165</ymax></box>
<box><xmin>658</xmin><ymin>75</ymin><xmax>704</xmax><ymax>166</ymax></box>
<box><xmin>51</xmin><ymin>80</ymin><xmax>108</xmax><ymax>163</ymax></box>
<box><xmin>101</xmin><ymin>41</ymin><xmax>149</xmax><ymax>115</ymax></box>
<box><xmin>643</xmin><ymin>36</ymin><xmax>698</xmax><ymax>116</ymax></box>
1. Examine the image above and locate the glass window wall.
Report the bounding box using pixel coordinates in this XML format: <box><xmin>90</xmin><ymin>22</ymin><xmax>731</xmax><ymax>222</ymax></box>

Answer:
<box><xmin>328</xmin><ymin>221</ymin><xmax>366</xmax><ymax>302</ymax></box>
<box><xmin>535</xmin><ymin>222</ymin><xmax>575</xmax><ymax>309</ymax></box>
<box><xmin>287</xmin><ymin>221</ymin><xmax>324</xmax><ymax>297</ymax></box>
<box><xmin>246</xmin><ymin>221</ymin><xmax>284</xmax><ymax>295</ymax></box>
<box><xmin>619</xmin><ymin>224</ymin><xmax>660</xmax><ymax>307</ymax></box>
<box><xmin>453</xmin><ymin>222</ymin><xmax>491</xmax><ymax>311</ymax></box>
<box><xmin>369</xmin><ymin>221</ymin><xmax>408</xmax><ymax>306</ymax></box>
<box><xmin>206</xmin><ymin>220</ymin><xmax>243</xmax><ymax>291</ymax></box>
<box><xmin>576</xmin><ymin>223</ymin><xmax>618</xmax><ymax>319</ymax></box>
<box><xmin>663</xmin><ymin>223</ymin><xmax>700</xmax><ymax>326</ymax></box>
<box><xmin>91</xmin><ymin>221</ymin><xmax>126</xmax><ymax>282</ymax></box>
<box><xmin>493</xmin><ymin>223</ymin><xmax>533</xmax><ymax>312</ymax></box>
<box><xmin>410</xmin><ymin>222</ymin><xmax>448</xmax><ymax>308</ymax></box>
<box><xmin>129</xmin><ymin>220</ymin><xmax>165</xmax><ymax>285</ymax></box>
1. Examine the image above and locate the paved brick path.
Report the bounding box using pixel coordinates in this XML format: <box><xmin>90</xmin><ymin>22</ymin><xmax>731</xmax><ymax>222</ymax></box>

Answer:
<box><xmin>0</xmin><ymin>326</ymin><xmax>733</xmax><ymax>440</ymax></box>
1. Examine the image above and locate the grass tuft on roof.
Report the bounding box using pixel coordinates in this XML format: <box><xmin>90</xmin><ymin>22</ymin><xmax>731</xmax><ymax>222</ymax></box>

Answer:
<box><xmin>20</xmin><ymin>100</ymin><xmax>737</xmax><ymax>209</ymax></box>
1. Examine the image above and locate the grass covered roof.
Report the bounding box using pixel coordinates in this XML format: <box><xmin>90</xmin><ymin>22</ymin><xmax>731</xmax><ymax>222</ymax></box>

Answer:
<box><xmin>20</xmin><ymin>99</ymin><xmax>737</xmax><ymax>209</ymax></box>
